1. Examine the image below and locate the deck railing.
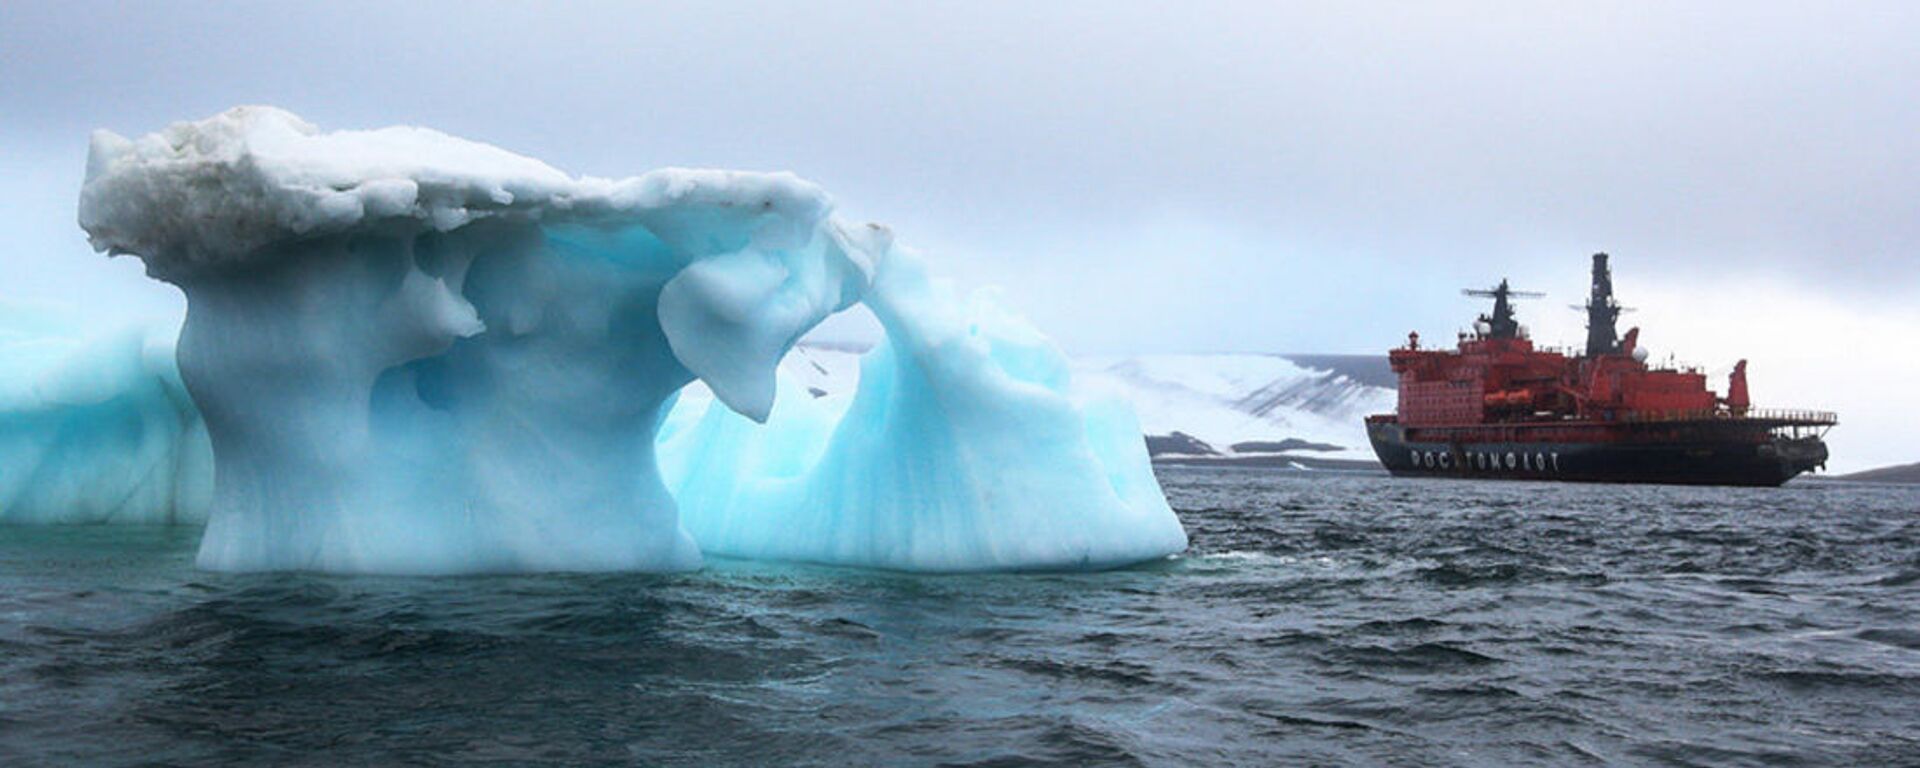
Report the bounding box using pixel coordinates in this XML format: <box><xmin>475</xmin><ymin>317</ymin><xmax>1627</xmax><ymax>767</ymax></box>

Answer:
<box><xmin>1621</xmin><ymin>407</ymin><xmax>1838</xmax><ymax>425</ymax></box>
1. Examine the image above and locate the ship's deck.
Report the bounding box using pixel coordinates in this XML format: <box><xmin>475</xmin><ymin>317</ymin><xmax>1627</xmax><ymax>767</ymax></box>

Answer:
<box><xmin>1369</xmin><ymin>407</ymin><xmax>1836</xmax><ymax>429</ymax></box>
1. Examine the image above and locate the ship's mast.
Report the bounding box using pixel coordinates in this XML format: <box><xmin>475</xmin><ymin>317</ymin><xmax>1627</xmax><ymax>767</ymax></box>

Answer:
<box><xmin>1462</xmin><ymin>279</ymin><xmax>1542</xmax><ymax>339</ymax></box>
<box><xmin>1584</xmin><ymin>252</ymin><xmax>1623</xmax><ymax>356</ymax></box>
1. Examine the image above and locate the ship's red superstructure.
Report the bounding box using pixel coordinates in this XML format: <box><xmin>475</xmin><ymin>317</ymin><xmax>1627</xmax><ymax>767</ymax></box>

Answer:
<box><xmin>1391</xmin><ymin>322</ymin><xmax>1724</xmax><ymax>427</ymax></box>
<box><xmin>1365</xmin><ymin>254</ymin><xmax>1833</xmax><ymax>486</ymax></box>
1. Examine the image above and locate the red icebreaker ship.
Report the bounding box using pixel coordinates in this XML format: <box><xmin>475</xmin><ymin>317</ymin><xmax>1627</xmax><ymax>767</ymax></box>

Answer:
<box><xmin>1365</xmin><ymin>253</ymin><xmax>1834</xmax><ymax>486</ymax></box>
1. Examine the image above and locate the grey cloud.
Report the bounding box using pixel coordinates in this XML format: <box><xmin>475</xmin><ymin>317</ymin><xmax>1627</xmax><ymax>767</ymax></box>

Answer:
<box><xmin>3</xmin><ymin>0</ymin><xmax>1917</xmax><ymax>354</ymax></box>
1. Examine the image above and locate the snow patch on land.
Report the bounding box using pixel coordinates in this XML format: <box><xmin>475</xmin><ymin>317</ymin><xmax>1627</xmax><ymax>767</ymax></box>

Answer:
<box><xmin>675</xmin><ymin>348</ymin><xmax>1395</xmax><ymax>463</ymax></box>
<box><xmin>1076</xmin><ymin>354</ymin><xmax>1393</xmax><ymax>461</ymax></box>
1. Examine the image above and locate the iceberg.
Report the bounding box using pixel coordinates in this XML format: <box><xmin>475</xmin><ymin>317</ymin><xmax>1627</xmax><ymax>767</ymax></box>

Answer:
<box><xmin>73</xmin><ymin>107</ymin><xmax>1184</xmax><ymax>574</ymax></box>
<box><xmin>660</xmin><ymin>248</ymin><xmax>1186</xmax><ymax>570</ymax></box>
<box><xmin>0</xmin><ymin>311</ymin><xmax>211</xmax><ymax>524</ymax></box>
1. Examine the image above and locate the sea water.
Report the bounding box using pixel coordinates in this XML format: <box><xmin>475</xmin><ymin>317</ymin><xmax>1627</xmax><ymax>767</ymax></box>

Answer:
<box><xmin>3</xmin><ymin>468</ymin><xmax>1917</xmax><ymax>766</ymax></box>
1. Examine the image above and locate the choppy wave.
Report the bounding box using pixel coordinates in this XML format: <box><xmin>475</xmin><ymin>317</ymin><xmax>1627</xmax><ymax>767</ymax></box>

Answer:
<box><xmin>3</xmin><ymin>471</ymin><xmax>1918</xmax><ymax>765</ymax></box>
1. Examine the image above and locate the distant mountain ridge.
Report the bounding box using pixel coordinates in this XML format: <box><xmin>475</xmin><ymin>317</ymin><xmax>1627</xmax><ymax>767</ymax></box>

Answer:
<box><xmin>1836</xmin><ymin>462</ymin><xmax>1920</xmax><ymax>484</ymax></box>
<box><xmin>1278</xmin><ymin>354</ymin><xmax>1397</xmax><ymax>389</ymax></box>
<box><xmin>1064</xmin><ymin>353</ymin><xmax>1394</xmax><ymax>464</ymax></box>
<box><xmin>701</xmin><ymin>346</ymin><xmax>1397</xmax><ymax>467</ymax></box>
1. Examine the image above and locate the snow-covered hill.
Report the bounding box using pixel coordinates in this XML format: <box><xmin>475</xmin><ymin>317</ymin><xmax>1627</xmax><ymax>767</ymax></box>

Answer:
<box><xmin>675</xmin><ymin>346</ymin><xmax>1396</xmax><ymax>466</ymax></box>
<box><xmin>1071</xmin><ymin>353</ymin><xmax>1395</xmax><ymax>463</ymax></box>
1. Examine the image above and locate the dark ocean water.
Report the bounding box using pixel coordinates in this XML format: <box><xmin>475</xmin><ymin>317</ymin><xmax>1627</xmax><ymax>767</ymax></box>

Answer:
<box><xmin>4</xmin><ymin>467</ymin><xmax>1919</xmax><ymax>767</ymax></box>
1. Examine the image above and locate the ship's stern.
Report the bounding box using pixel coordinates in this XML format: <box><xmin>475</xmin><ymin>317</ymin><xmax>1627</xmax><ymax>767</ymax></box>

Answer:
<box><xmin>1769</xmin><ymin>434</ymin><xmax>1830</xmax><ymax>483</ymax></box>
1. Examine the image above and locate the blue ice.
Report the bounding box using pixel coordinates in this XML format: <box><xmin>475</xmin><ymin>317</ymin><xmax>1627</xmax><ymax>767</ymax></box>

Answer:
<box><xmin>0</xmin><ymin>310</ymin><xmax>210</xmax><ymax>524</ymax></box>
<box><xmin>48</xmin><ymin>107</ymin><xmax>1185</xmax><ymax>574</ymax></box>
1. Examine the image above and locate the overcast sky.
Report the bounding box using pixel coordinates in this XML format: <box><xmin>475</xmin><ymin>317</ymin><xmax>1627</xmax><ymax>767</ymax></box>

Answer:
<box><xmin>2</xmin><ymin>1</ymin><xmax>1915</xmax><ymax>469</ymax></box>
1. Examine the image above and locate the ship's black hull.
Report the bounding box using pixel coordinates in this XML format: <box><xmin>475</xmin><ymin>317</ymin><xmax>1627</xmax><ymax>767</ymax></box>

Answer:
<box><xmin>1366</xmin><ymin>420</ymin><xmax>1828</xmax><ymax>487</ymax></box>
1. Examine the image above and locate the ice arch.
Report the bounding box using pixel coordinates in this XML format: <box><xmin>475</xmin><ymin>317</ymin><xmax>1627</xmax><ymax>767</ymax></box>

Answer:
<box><xmin>659</xmin><ymin>248</ymin><xmax>1186</xmax><ymax>570</ymax></box>
<box><xmin>76</xmin><ymin>107</ymin><xmax>1184</xmax><ymax>574</ymax></box>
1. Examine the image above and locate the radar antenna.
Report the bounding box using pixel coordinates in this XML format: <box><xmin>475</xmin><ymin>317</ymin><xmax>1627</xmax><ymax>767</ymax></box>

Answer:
<box><xmin>1461</xmin><ymin>278</ymin><xmax>1542</xmax><ymax>339</ymax></box>
<box><xmin>1572</xmin><ymin>252</ymin><xmax>1634</xmax><ymax>356</ymax></box>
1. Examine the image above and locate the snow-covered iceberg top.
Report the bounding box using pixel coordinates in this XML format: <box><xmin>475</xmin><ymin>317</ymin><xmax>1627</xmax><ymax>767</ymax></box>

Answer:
<box><xmin>73</xmin><ymin>107</ymin><xmax>1184</xmax><ymax>575</ymax></box>
<box><xmin>80</xmin><ymin>106</ymin><xmax>842</xmax><ymax>279</ymax></box>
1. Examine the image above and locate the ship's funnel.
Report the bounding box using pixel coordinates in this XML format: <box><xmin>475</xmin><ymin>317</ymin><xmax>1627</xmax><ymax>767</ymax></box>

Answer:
<box><xmin>1728</xmin><ymin>359</ymin><xmax>1750</xmax><ymax>414</ymax></box>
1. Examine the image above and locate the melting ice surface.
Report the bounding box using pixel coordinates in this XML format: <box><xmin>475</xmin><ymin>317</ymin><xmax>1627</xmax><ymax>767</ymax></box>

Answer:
<box><xmin>70</xmin><ymin>107</ymin><xmax>1184</xmax><ymax>574</ymax></box>
<box><xmin>0</xmin><ymin>310</ymin><xmax>210</xmax><ymax>524</ymax></box>
<box><xmin>659</xmin><ymin>249</ymin><xmax>1184</xmax><ymax>570</ymax></box>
